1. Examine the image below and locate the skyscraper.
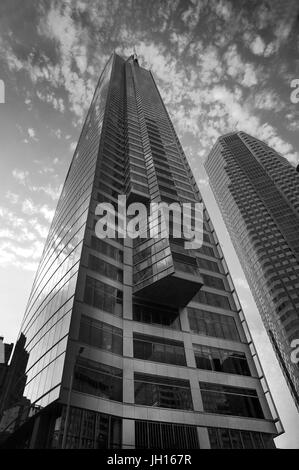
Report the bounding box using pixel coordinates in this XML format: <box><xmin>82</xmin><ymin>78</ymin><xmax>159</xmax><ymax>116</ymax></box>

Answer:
<box><xmin>0</xmin><ymin>336</ymin><xmax>13</xmax><ymax>400</ymax></box>
<box><xmin>1</xmin><ymin>56</ymin><xmax>282</xmax><ymax>449</ymax></box>
<box><xmin>205</xmin><ymin>131</ymin><xmax>299</xmax><ymax>411</ymax></box>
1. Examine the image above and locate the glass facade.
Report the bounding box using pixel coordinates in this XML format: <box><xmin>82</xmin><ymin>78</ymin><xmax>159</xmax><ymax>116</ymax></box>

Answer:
<box><xmin>135</xmin><ymin>420</ymin><xmax>199</xmax><ymax>449</ymax></box>
<box><xmin>134</xmin><ymin>373</ymin><xmax>193</xmax><ymax>410</ymax></box>
<box><xmin>208</xmin><ymin>427</ymin><xmax>276</xmax><ymax>449</ymax></box>
<box><xmin>205</xmin><ymin>131</ymin><xmax>299</xmax><ymax>410</ymax></box>
<box><xmin>78</xmin><ymin>315</ymin><xmax>123</xmax><ymax>355</ymax></box>
<box><xmin>188</xmin><ymin>307</ymin><xmax>240</xmax><ymax>341</ymax></box>
<box><xmin>133</xmin><ymin>333</ymin><xmax>186</xmax><ymax>366</ymax></box>
<box><xmin>2</xmin><ymin>54</ymin><xmax>114</xmax><ymax>418</ymax></box>
<box><xmin>193</xmin><ymin>344</ymin><xmax>251</xmax><ymax>376</ymax></box>
<box><xmin>200</xmin><ymin>382</ymin><xmax>264</xmax><ymax>419</ymax></box>
<box><xmin>1</xmin><ymin>56</ymin><xmax>281</xmax><ymax>449</ymax></box>
<box><xmin>52</xmin><ymin>406</ymin><xmax>122</xmax><ymax>449</ymax></box>
<box><xmin>74</xmin><ymin>358</ymin><xmax>123</xmax><ymax>402</ymax></box>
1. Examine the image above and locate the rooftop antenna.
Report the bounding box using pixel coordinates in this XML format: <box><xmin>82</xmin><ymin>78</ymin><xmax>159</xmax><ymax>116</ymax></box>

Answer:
<box><xmin>233</xmin><ymin>120</ymin><xmax>239</xmax><ymax>134</ymax></box>
<box><xmin>133</xmin><ymin>45</ymin><xmax>138</xmax><ymax>63</ymax></box>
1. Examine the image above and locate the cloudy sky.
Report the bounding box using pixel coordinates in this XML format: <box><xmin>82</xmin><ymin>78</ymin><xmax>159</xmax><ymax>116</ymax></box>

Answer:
<box><xmin>1</xmin><ymin>0</ymin><xmax>299</xmax><ymax>448</ymax></box>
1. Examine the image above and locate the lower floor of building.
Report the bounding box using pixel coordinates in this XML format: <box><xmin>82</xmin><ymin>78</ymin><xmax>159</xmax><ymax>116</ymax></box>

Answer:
<box><xmin>0</xmin><ymin>402</ymin><xmax>276</xmax><ymax>449</ymax></box>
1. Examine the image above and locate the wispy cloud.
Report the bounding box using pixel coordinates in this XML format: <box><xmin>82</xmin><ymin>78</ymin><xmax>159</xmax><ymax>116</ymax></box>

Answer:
<box><xmin>12</xmin><ymin>168</ymin><xmax>62</xmax><ymax>201</ymax></box>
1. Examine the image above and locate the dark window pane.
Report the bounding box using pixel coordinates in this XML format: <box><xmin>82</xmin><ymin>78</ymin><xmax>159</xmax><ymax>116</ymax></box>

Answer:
<box><xmin>200</xmin><ymin>382</ymin><xmax>264</xmax><ymax>419</ymax></box>
<box><xmin>133</xmin><ymin>333</ymin><xmax>186</xmax><ymax>366</ymax></box>
<box><xmin>134</xmin><ymin>373</ymin><xmax>193</xmax><ymax>410</ymax></box>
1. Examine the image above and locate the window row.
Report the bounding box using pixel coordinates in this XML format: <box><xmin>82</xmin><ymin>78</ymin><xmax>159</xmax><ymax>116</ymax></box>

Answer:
<box><xmin>208</xmin><ymin>427</ymin><xmax>275</xmax><ymax>449</ymax></box>
<box><xmin>188</xmin><ymin>307</ymin><xmax>240</xmax><ymax>341</ymax></box>
<box><xmin>88</xmin><ymin>254</ymin><xmax>123</xmax><ymax>282</ymax></box>
<box><xmin>200</xmin><ymin>382</ymin><xmax>264</xmax><ymax>419</ymax></box>
<box><xmin>51</xmin><ymin>406</ymin><xmax>122</xmax><ymax>449</ymax></box>
<box><xmin>84</xmin><ymin>275</ymin><xmax>123</xmax><ymax>316</ymax></box>
<box><xmin>193</xmin><ymin>344</ymin><xmax>250</xmax><ymax>376</ymax></box>
<box><xmin>192</xmin><ymin>290</ymin><xmax>232</xmax><ymax>310</ymax></box>
<box><xmin>79</xmin><ymin>315</ymin><xmax>123</xmax><ymax>355</ymax></box>
<box><xmin>74</xmin><ymin>357</ymin><xmax>123</xmax><ymax>402</ymax></box>
<box><xmin>133</xmin><ymin>299</ymin><xmax>181</xmax><ymax>330</ymax></box>
<box><xmin>134</xmin><ymin>373</ymin><xmax>193</xmax><ymax>410</ymax></box>
<box><xmin>133</xmin><ymin>333</ymin><xmax>186</xmax><ymax>366</ymax></box>
<box><xmin>135</xmin><ymin>420</ymin><xmax>199</xmax><ymax>449</ymax></box>
<box><xmin>90</xmin><ymin>236</ymin><xmax>123</xmax><ymax>262</ymax></box>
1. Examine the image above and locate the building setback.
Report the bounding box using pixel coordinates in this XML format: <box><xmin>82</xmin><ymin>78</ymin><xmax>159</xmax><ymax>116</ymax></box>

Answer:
<box><xmin>205</xmin><ymin>131</ymin><xmax>299</xmax><ymax>411</ymax></box>
<box><xmin>0</xmin><ymin>57</ymin><xmax>282</xmax><ymax>449</ymax></box>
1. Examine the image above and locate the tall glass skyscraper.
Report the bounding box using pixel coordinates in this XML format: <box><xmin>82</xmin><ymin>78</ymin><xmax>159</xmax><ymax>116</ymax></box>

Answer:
<box><xmin>205</xmin><ymin>131</ymin><xmax>299</xmax><ymax>411</ymax></box>
<box><xmin>1</xmin><ymin>57</ymin><xmax>282</xmax><ymax>449</ymax></box>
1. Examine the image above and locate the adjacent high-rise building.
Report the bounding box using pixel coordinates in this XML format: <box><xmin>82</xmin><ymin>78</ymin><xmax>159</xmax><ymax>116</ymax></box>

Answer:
<box><xmin>1</xmin><ymin>56</ymin><xmax>282</xmax><ymax>449</ymax></box>
<box><xmin>205</xmin><ymin>131</ymin><xmax>299</xmax><ymax>411</ymax></box>
<box><xmin>0</xmin><ymin>336</ymin><xmax>13</xmax><ymax>399</ymax></box>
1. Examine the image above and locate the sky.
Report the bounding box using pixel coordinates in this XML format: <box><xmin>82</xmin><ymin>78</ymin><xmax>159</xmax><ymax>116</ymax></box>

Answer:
<box><xmin>0</xmin><ymin>0</ymin><xmax>299</xmax><ymax>448</ymax></box>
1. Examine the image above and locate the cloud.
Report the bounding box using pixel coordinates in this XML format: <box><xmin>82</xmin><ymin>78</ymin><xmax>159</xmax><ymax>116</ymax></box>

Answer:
<box><xmin>39</xmin><ymin>205</ymin><xmax>55</xmax><ymax>223</ymax></box>
<box><xmin>30</xmin><ymin>184</ymin><xmax>62</xmax><ymax>201</ymax></box>
<box><xmin>234</xmin><ymin>277</ymin><xmax>250</xmax><ymax>289</ymax></box>
<box><xmin>197</xmin><ymin>177</ymin><xmax>209</xmax><ymax>187</ymax></box>
<box><xmin>21</xmin><ymin>199</ymin><xmax>54</xmax><ymax>223</ymax></box>
<box><xmin>181</xmin><ymin>0</ymin><xmax>203</xmax><ymax>30</ymax></box>
<box><xmin>6</xmin><ymin>191</ymin><xmax>19</xmax><ymax>204</ymax></box>
<box><xmin>0</xmin><ymin>228</ymin><xmax>16</xmax><ymax>240</ymax></box>
<box><xmin>36</xmin><ymin>90</ymin><xmax>65</xmax><ymax>113</ymax></box>
<box><xmin>28</xmin><ymin>128</ymin><xmax>38</xmax><ymax>140</ymax></box>
<box><xmin>224</xmin><ymin>44</ymin><xmax>258</xmax><ymax>87</ymax></box>
<box><xmin>245</xmin><ymin>34</ymin><xmax>266</xmax><ymax>56</ymax></box>
<box><xmin>69</xmin><ymin>141</ymin><xmax>77</xmax><ymax>152</ymax></box>
<box><xmin>253</xmin><ymin>90</ymin><xmax>284</xmax><ymax>112</ymax></box>
<box><xmin>12</xmin><ymin>168</ymin><xmax>62</xmax><ymax>201</ymax></box>
<box><xmin>0</xmin><ymin>239</ymin><xmax>41</xmax><ymax>271</ymax></box>
<box><xmin>28</xmin><ymin>218</ymin><xmax>49</xmax><ymax>238</ymax></box>
<box><xmin>0</xmin><ymin>204</ymin><xmax>46</xmax><ymax>272</ymax></box>
<box><xmin>12</xmin><ymin>169</ymin><xmax>29</xmax><ymax>185</ymax></box>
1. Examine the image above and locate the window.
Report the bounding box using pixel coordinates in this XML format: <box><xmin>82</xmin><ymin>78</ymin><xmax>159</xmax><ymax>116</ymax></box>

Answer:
<box><xmin>133</xmin><ymin>333</ymin><xmax>186</xmax><ymax>366</ymax></box>
<box><xmin>208</xmin><ymin>427</ymin><xmax>275</xmax><ymax>449</ymax></box>
<box><xmin>200</xmin><ymin>382</ymin><xmax>264</xmax><ymax>419</ymax></box>
<box><xmin>135</xmin><ymin>420</ymin><xmax>199</xmax><ymax>449</ymax></box>
<box><xmin>135</xmin><ymin>373</ymin><xmax>193</xmax><ymax>410</ymax></box>
<box><xmin>133</xmin><ymin>300</ymin><xmax>181</xmax><ymax>329</ymax></box>
<box><xmin>201</xmin><ymin>274</ymin><xmax>226</xmax><ymax>291</ymax></box>
<box><xmin>79</xmin><ymin>315</ymin><xmax>122</xmax><ymax>355</ymax></box>
<box><xmin>188</xmin><ymin>307</ymin><xmax>240</xmax><ymax>341</ymax></box>
<box><xmin>192</xmin><ymin>290</ymin><xmax>231</xmax><ymax>310</ymax></box>
<box><xmin>88</xmin><ymin>254</ymin><xmax>123</xmax><ymax>282</ymax></box>
<box><xmin>52</xmin><ymin>406</ymin><xmax>122</xmax><ymax>449</ymax></box>
<box><xmin>193</xmin><ymin>344</ymin><xmax>250</xmax><ymax>376</ymax></box>
<box><xmin>74</xmin><ymin>357</ymin><xmax>122</xmax><ymax>402</ymax></box>
<box><xmin>172</xmin><ymin>251</ymin><xmax>200</xmax><ymax>275</ymax></box>
<box><xmin>197</xmin><ymin>257</ymin><xmax>221</xmax><ymax>273</ymax></box>
<box><xmin>197</xmin><ymin>245</ymin><xmax>215</xmax><ymax>257</ymax></box>
<box><xmin>90</xmin><ymin>236</ymin><xmax>123</xmax><ymax>262</ymax></box>
<box><xmin>84</xmin><ymin>275</ymin><xmax>123</xmax><ymax>316</ymax></box>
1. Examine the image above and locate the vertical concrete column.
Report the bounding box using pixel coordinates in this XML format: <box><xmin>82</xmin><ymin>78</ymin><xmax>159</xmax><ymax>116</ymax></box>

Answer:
<box><xmin>180</xmin><ymin>306</ymin><xmax>190</xmax><ymax>332</ymax></box>
<box><xmin>29</xmin><ymin>415</ymin><xmax>41</xmax><ymax>449</ymax></box>
<box><xmin>197</xmin><ymin>427</ymin><xmax>210</xmax><ymax>449</ymax></box>
<box><xmin>183</xmin><ymin>332</ymin><xmax>196</xmax><ymax>368</ymax></box>
<box><xmin>123</xmin><ymin>357</ymin><xmax>134</xmax><ymax>404</ymax></box>
<box><xmin>123</xmin><ymin>321</ymin><xmax>133</xmax><ymax>358</ymax></box>
<box><xmin>189</xmin><ymin>374</ymin><xmax>203</xmax><ymax>412</ymax></box>
<box><xmin>123</xmin><ymin>237</ymin><xmax>133</xmax><ymax>320</ymax></box>
<box><xmin>122</xmin><ymin>418</ymin><xmax>135</xmax><ymax>449</ymax></box>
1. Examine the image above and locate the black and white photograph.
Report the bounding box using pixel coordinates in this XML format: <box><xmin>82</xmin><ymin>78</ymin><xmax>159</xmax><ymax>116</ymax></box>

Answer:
<box><xmin>0</xmin><ymin>0</ymin><xmax>299</xmax><ymax>454</ymax></box>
